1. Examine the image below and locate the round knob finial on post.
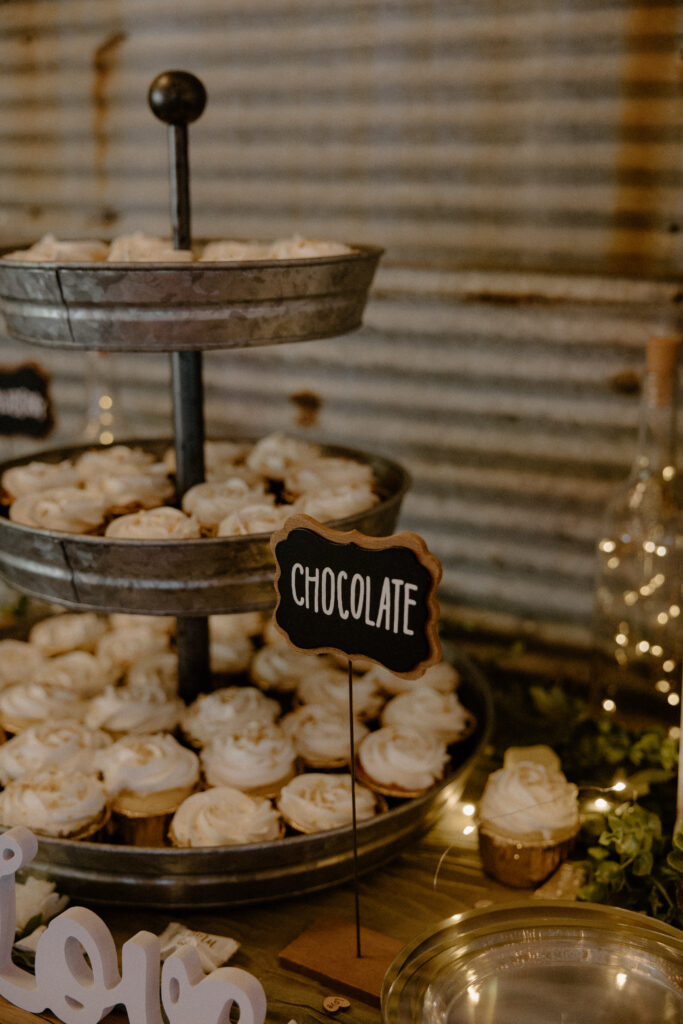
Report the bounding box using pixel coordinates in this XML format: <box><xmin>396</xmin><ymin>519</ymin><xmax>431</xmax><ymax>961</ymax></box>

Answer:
<box><xmin>148</xmin><ymin>70</ymin><xmax>207</xmax><ymax>126</ymax></box>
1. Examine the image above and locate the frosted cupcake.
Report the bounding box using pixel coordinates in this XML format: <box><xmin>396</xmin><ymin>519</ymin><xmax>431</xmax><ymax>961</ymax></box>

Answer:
<box><xmin>0</xmin><ymin>722</ymin><xmax>112</xmax><ymax>786</ymax></box>
<box><xmin>1</xmin><ymin>459</ymin><xmax>79</xmax><ymax>501</ymax></box>
<box><xmin>294</xmin><ymin>483</ymin><xmax>378</xmax><ymax>523</ymax></box>
<box><xmin>282</xmin><ymin>456</ymin><xmax>374</xmax><ymax>500</ymax></box>
<box><xmin>125</xmin><ymin>651</ymin><xmax>178</xmax><ymax>697</ymax></box>
<box><xmin>297</xmin><ymin>668</ymin><xmax>384</xmax><ymax>721</ymax></box>
<box><xmin>181</xmin><ymin>478</ymin><xmax>270</xmax><ymax>531</ymax></box>
<box><xmin>4</xmin><ymin>234</ymin><xmax>109</xmax><ymax>262</ymax></box>
<box><xmin>365</xmin><ymin>660</ymin><xmax>460</xmax><ymax>696</ymax></box>
<box><xmin>29</xmin><ymin>612</ymin><xmax>107</xmax><ymax>656</ymax></box>
<box><xmin>96</xmin><ymin>733</ymin><xmax>200</xmax><ymax>846</ymax></box>
<box><xmin>217</xmin><ymin>503</ymin><xmax>292</xmax><ymax>537</ymax></box>
<box><xmin>180</xmin><ymin>686</ymin><xmax>280</xmax><ymax>748</ymax></box>
<box><xmin>0</xmin><ymin>768</ymin><xmax>109</xmax><ymax>840</ymax></box>
<box><xmin>245</xmin><ymin>432</ymin><xmax>320</xmax><ymax>481</ymax></box>
<box><xmin>96</xmin><ymin>623</ymin><xmax>171</xmax><ymax>677</ymax></box>
<box><xmin>209</xmin><ymin>633</ymin><xmax>254</xmax><ymax>679</ymax></box>
<box><xmin>0</xmin><ymin>682</ymin><xmax>88</xmax><ymax>734</ymax></box>
<box><xmin>9</xmin><ymin>486</ymin><xmax>107</xmax><ymax>534</ymax></box>
<box><xmin>355</xmin><ymin>726</ymin><xmax>450</xmax><ymax>798</ymax></box>
<box><xmin>0</xmin><ymin>639</ymin><xmax>47</xmax><ymax>689</ymax></box>
<box><xmin>250</xmin><ymin>645</ymin><xmax>335</xmax><ymax>695</ymax></box>
<box><xmin>277</xmin><ymin>773</ymin><xmax>380</xmax><ymax>834</ymax></box>
<box><xmin>168</xmin><ymin>786</ymin><xmax>283</xmax><ymax>847</ymax></box>
<box><xmin>280</xmin><ymin>704</ymin><xmax>369</xmax><ymax>770</ymax></box>
<box><xmin>88</xmin><ymin>468</ymin><xmax>174</xmax><ymax>516</ymax></box>
<box><xmin>381</xmin><ymin>688</ymin><xmax>475</xmax><ymax>745</ymax></box>
<box><xmin>200</xmin><ymin>721</ymin><xmax>297</xmax><ymax>799</ymax></box>
<box><xmin>209</xmin><ymin>611</ymin><xmax>265</xmax><ymax>643</ymax></box>
<box><xmin>31</xmin><ymin>650</ymin><xmax>119</xmax><ymax>698</ymax></box>
<box><xmin>85</xmin><ymin>682</ymin><xmax>183</xmax><ymax>738</ymax></box>
<box><xmin>162</xmin><ymin>440</ymin><xmax>252</xmax><ymax>480</ymax></box>
<box><xmin>75</xmin><ymin>444</ymin><xmax>156</xmax><ymax>480</ymax></box>
<box><xmin>107</xmin><ymin>232</ymin><xmax>193</xmax><ymax>262</ymax></box>
<box><xmin>105</xmin><ymin>506</ymin><xmax>200</xmax><ymax>539</ymax></box>
<box><xmin>477</xmin><ymin>757</ymin><xmax>580</xmax><ymax>888</ymax></box>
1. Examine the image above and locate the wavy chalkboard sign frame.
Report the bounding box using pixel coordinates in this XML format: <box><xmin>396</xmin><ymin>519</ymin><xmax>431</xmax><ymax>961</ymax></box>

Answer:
<box><xmin>271</xmin><ymin>514</ymin><xmax>442</xmax><ymax>678</ymax></box>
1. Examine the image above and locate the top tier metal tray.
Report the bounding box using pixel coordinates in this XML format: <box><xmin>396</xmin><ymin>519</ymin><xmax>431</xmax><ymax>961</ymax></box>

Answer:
<box><xmin>0</xmin><ymin>244</ymin><xmax>383</xmax><ymax>352</ymax></box>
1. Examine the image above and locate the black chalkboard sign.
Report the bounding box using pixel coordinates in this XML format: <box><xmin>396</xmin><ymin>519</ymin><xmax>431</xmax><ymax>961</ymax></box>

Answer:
<box><xmin>271</xmin><ymin>514</ymin><xmax>442</xmax><ymax>678</ymax></box>
<box><xmin>0</xmin><ymin>363</ymin><xmax>53</xmax><ymax>438</ymax></box>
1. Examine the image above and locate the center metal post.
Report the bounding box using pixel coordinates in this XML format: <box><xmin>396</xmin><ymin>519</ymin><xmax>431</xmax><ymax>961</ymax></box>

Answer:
<box><xmin>149</xmin><ymin>70</ymin><xmax>210</xmax><ymax>700</ymax></box>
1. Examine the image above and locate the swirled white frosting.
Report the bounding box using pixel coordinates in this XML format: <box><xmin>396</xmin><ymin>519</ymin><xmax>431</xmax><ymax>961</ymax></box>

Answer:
<box><xmin>281</xmin><ymin>704</ymin><xmax>369</xmax><ymax>767</ymax></box>
<box><xmin>293</xmin><ymin>483</ymin><xmax>378</xmax><ymax>523</ymax></box>
<box><xmin>200</xmin><ymin>722</ymin><xmax>296</xmax><ymax>790</ymax></box>
<box><xmin>107</xmin><ymin>233</ymin><xmax>193</xmax><ymax>262</ymax></box>
<box><xmin>0</xmin><ymin>640</ymin><xmax>47</xmax><ymax>688</ymax></box>
<box><xmin>0</xmin><ymin>768</ymin><xmax>107</xmax><ymax>837</ymax></box>
<box><xmin>297</xmin><ymin>669</ymin><xmax>384</xmax><ymax>720</ymax></box>
<box><xmin>181</xmin><ymin>686</ymin><xmax>280</xmax><ymax>747</ymax></box>
<box><xmin>32</xmin><ymin>650</ymin><xmax>119</xmax><ymax>698</ymax></box>
<box><xmin>209</xmin><ymin>612</ymin><xmax>264</xmax><ymax>643</ymax></box>
<box><xmin>2</xmin><ymin>459</ymin><xmax>79</xmax><ymax>500</ymax></box>
<box><xmin>0</xmin><ymin>682</ymin><xmax>88</xmax><ymax>730</ymax></box>
<box><xmin>250</xmin><ymin>645</ymin><xmax>332</xmax><ymax>692</ymax></box>
<box><xmin>366</xmin><ymin>661</ymin><xmax>460</xmax><ymax>696</ymax></box>
<box><xmin>283</xmin><ymin>456</ymin><xmax>374</xmax><ymax>497</ymax></box>
<box><xmin>0</xmin><ymin>722</ymin><xmax>112</xmax><ymax>785</ymax></box>
<box><xmin>105</xmin><ymin>506</ymin><xmax>201</xmax><ymax>539</ymax></box>
<box><xmin>357</xmin><ymin>726</ymin><xmax>449</xmax><ymax>793</ymax></box>
<box><xmin>96</xmin><ymin>733</ymin><xmax>199</xmax><ymax>797</ymax></box>
<box><xmin>9</xmin><ymin>486</ymin><xmax>107</xmax><ymax>534</ymax></box>
<box><xmin>125</xmin><ymin>651</ymin><xmax>178</xmax><ymax>696</ymax></box>
<box><xmin>96</xmin><ymin>625</ymin><xmax>170</xmax><ymax>674</ymax></box>
<box><xmin>217</xmin><ymin>503</ymin><xmax>292</xmax><ymax>537</ymax></box>
<box><xmin>5</xmin><ymin>234</ymin><xmax>109</xmax><ymax>262</ymax></box>
<box><xmin>29</xmin><ymin>612</ymin><xmax>107</xmax><ymax>656</ymax></box>
<box><xmin>181</xmin><ymin>478</ymin><xmax>270</xmax><ymax>530</ymax></box>
<box><xmin>477</xmin><ymin>762</ymin><xmax>579</xmax><ymax>842</ymax></box>
<box><xmin>381</xmin><ymin>688</ymin><xmax>472</xmax><ymax>744</ymax></box>
<box><xmin>245</xmin><ymin>433</ymin><xmax>320</xmax><ymax>480</ymax></box>
<box><xmin>75</xmin><ymin>445</ymin><xmax>156</xmax><ymax>480</ymax></box>
<box><xmin>169</xmin><ymin>786</ymin><xmax>282</xmax><ymax>846</ymax></box>
<box><xmin>277</xmin><ymin>773</ymin><xmax>377</xmax><ymax>833</ymax></box>
<box><xmin>90</xmin><ymin>467</ymin><xmax>174</xmax><ymax>513</ymax></box>
<box><xmin>85</xmin><ymin>683</ymin><xmax>183</xmax><ymax>735</ymax></box>
<box><xmin>209</xmin><ymin>634</ymin><xmax>254</xmax><ymax>676</ymax></box>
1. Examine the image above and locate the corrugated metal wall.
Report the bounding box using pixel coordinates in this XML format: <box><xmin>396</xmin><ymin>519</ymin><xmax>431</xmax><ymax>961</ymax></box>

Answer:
<box><xmin>0</xmin><ymin>1</ymin><xmax>682</xmax><ymax>647</ymax></box>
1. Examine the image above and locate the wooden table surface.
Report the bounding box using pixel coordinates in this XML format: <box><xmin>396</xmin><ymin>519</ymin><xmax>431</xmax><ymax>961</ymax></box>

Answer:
<box><xmin>0</xmin><ymin>767</ymin><xmax>538</xmax><ymax>1024</ymax></box>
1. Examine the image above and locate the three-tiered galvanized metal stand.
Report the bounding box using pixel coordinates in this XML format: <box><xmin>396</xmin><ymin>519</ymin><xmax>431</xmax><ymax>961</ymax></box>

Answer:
<box><xmin>0</xmin><ymin>73</ymin><xmax>491</xmax><ymax>905</ymax></box>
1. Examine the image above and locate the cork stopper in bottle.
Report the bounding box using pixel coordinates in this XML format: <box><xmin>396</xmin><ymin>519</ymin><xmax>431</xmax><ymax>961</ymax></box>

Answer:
<box><xmin>646</xmin><ymin>335</ymin><xmax>680</xmax><ymax>407</ymax></box>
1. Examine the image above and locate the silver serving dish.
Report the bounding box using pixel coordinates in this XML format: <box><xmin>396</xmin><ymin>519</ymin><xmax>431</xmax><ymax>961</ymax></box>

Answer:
<box><xmin>0</xmin><ymin>439</ymin><xmax>409</xmax><ymax>615</ymax></box>
<box><xmin>382</xmin><ymin>901</ymin><xmax>683</xmax><ymax>1024</ymax></box>
<box><xmin>20</xmin><ymin>653</ymin><xmax>491</xmax><ymax>907</ymax></box>
<box><xmin>0</xmin><ymin>244</ymin><xmax>382</xmax><ymax>351</ymax></box>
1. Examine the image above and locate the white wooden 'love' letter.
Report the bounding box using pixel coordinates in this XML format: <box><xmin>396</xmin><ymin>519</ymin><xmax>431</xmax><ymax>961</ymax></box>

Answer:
<box><xmin>0</xmin><ymin>827</ymin><xmax>267</xmax><ymax>1024</ymax></box>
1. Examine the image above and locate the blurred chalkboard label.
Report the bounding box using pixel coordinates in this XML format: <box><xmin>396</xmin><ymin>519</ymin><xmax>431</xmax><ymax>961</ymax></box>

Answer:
<box><xmin>271</xmin><ymin>514</ymin><xmax>442</xmax><ymax>677</ymax></box>
<box><xmin>0</xmin><ymin>363</ymin><xmax>53</xmax><ymax>438</ymax></box>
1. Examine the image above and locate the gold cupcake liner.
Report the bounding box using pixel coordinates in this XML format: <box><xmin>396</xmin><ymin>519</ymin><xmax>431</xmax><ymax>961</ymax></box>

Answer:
<box><xmin>354</xmin><ymin>757</ymin><xmax>439</xmax><ymax>800</ymax></box>
<box><xmin>278</xmin><ymin>789</ymin><xmax>387</xmax><ymax>835</ymax></box>
<box><xmin>478</xmin><ymin>827</ymin><xmax>577</xmax><ymax>888</ymax></box>
<box><xmin>36</xmin><ymin>805</ymin><xmax>112</xmax><ymax>843</ymax></box>
<box><xmin>110</xmin><ymin>784</ymin><xmax>197</xmax><ymax>847</ymax></box>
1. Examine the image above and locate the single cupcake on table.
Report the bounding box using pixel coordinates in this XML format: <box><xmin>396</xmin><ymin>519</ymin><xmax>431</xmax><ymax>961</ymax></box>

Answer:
<box><xmin>0</xmin><ymin>681</ymin><xmax>88</xmax><ymax>735</ymax></box>
<box><xmin>29</xmin><ymin>612</ymin><xmax>107</xmax><ymax>657</ymax></box>
<box><xmin>277</xmin><ymin>772</ymin><xmax>381</xmax><ymax>834</ymax></box>
<box><xmin>180</xmin><ymin>686</ymin><xmax>280</xmax><ymax>748</ymax></box>
<box><xmin>355</xmin><ymin>725</ymin><xmax>450</xmax><ymax>798</ymax></box>
<box><xmin>199</xmin><ymin>721</ymin><xmax>297</xmax><ymax>799</ymax></box>
<box><xmin>280</xmin><ymin>703</ymin><xmax>369</xmax><ymax>770</ymax></box>
<box><xmin>168</xmin><ymin>786</ymin><xmax>283</xmax><ymax>847</ymax></box>
<box><xmin>96</xmin><ymin>732</ymin><xmax>200</xmax><ymax>846</ymax></box>
<box><xmin>476</xmin><ymin>748</ymin><xmax>580</xmax><ymax>888</ymax></box>
<box><xmin>0</xmin><ymin>767</ymin><xmax>109</xmax><ymax>840</ymax></box>
<box><xmin>381</xmin><ymin>687</ymin><xmax>475</xmax><ymax>745</ymax></box>
<box><xmin>0</xmin><ymin>722</ymin><xmax>112</xmax><ymax>786</ymax></box>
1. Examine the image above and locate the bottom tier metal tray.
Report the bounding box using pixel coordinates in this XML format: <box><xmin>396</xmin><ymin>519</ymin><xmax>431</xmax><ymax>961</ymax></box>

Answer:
<box><xmin>20</xmin><ymin>653</ymin><xmax>492</xmax><ymax>908</ymax></box>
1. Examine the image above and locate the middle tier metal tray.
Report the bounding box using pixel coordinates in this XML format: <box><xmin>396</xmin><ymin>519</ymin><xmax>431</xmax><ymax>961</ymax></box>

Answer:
<box><xmin>0</xmin><ymin>439</ymin><xmax>409</xmax><ymax>615</ymax></box>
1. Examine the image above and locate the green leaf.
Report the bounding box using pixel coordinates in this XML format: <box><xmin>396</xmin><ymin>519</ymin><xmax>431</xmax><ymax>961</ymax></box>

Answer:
<box><xmin>632</xmin><ymin>851</ymin><xmax>654</xmax><ymax>877</ymax></box>
<box><xmin>594</xmin><ymin>860</ymin><xmax>624</xmax><ymax>888</ymax></box>
<box><xmin>587</xmin><ymin>846</ymin><xmax>609</xmax><ymax>862</ymax></box>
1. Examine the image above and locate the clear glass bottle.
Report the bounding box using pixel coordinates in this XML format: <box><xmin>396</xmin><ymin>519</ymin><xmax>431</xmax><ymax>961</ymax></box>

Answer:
<box><xmin>594</xmin><ymin>335</ymin><xmax>681</xmax><ymax>716</ymax></box>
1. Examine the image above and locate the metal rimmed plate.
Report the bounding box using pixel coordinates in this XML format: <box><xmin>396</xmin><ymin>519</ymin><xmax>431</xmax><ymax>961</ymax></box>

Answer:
<box><xmin>0</xmin><ymin>438</ymin><xmax>409</xmax><ymax>615</ymax></box>
<box><xmin>382</xmin><ymin>901</ymin><xmax>683</xmax><ymax>1024</ymax></box>
<box><xmin>0</xmin><ymin>244</ymin><xmax>383</xmax><ymax>351</ymax></box>
<box><xmin>18</xmin><ymin>655</ymin><xmax>492</xmax><ymax>907</ymax></box>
